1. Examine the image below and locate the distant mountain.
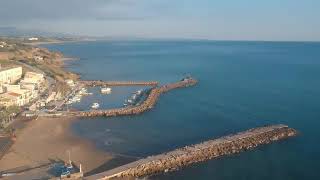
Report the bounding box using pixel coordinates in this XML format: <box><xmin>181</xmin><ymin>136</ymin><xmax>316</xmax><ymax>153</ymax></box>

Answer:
<box><xmin>0</xmin><ymin>27</ymin><xmax>67</xmax><ymax>37</ymax></box>
<box><xmin>0</xmin><ymin>26</ymin><xmax>101</xmax><ymax>43</ymax></box>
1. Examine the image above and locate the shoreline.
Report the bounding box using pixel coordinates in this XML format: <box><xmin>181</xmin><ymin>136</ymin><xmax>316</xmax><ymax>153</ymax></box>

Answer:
<box><xmin>0</xmin><ymin>116</ymin><xmax>113</xmax><ymax>177</ymax></box>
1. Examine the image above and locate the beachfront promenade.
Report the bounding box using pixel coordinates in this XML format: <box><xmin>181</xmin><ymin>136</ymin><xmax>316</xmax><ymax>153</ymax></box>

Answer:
<box><xmin>69</xmin><ymin>78</ymin><xmax>198</xmax><ymax>117</ymax></box>
<box><xmin>86</xmin><ymin>124</ymin><xmax>298</xmax><ymax>179</ymax></box>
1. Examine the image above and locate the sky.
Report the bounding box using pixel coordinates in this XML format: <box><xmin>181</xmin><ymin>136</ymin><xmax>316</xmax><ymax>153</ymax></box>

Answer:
<box><xmin>1</xmin><ymin>0</ymin><xmax>320</xmax><ymax>41</ymax></box>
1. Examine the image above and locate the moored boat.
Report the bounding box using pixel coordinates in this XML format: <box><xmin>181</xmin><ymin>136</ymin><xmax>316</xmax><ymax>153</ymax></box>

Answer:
<box><xmin>91</xmin><ymin>102</ymin><xmax>100</xmax><ymax>109</ymax></box>
<box><xmin>101</xmin><ymin>87</ymin><xmax>112</xmax><ymax>94</ymax></box>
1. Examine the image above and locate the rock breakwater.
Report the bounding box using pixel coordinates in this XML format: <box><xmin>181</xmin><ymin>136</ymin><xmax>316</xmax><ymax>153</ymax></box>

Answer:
<box><xmin>86</xmin><ymin>124</ymin><xmax>298</xmax><ymax>180</ymax></box>
<box><xmin>80</xmin><ymin>80</ymin><xmax>159</xmax><ymax>87</ymax></box>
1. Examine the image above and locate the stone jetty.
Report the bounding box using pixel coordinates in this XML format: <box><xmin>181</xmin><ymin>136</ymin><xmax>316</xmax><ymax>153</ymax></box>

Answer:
<box><xmin>80</xmin><ymin>80</ymin><xmax>159</xmax><ymax>87</ymax></box>
<box><xmin>72</xmin><ymin>78</ymin><xmax>198</xmax><ymax>117</ymax></box>
<box><xmin>86</xmin><ymin>124</ymin><xmax>298</xmax><ymax>180</ymax></box>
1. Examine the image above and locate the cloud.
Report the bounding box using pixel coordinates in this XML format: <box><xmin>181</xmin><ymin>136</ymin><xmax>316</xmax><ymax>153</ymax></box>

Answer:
<box><xmin>0</xmin><ymin>0</ymin><xmax>176</xmax><ymax>24</ymax></box>
<box><xmin>0</xmin><ymin>0</ymin><xmax>319</xmax><ymax>41</ymax></box>
<box><xmin>0</xmin><ymin>0</ymin><xmax>115</xmax><ymax>22</ymax></box>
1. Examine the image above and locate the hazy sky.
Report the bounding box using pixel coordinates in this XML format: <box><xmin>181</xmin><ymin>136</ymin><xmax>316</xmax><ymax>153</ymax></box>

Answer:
<box><xmin>1</xmin><ymin>0</ymin><xmax>320</xmax><ymax>41</ymax></box>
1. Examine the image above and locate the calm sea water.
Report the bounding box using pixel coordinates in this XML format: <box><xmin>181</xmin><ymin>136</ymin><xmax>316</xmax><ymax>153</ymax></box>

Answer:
<box><xmin>44</xmin><ymin>40</ymin><xmax>320</xmax><ymax>179</ymax></box>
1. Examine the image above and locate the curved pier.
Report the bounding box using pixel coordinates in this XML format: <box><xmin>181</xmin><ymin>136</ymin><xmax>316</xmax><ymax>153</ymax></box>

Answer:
<box><xmin>72</xmin><ymin>78</ymin><xmax>198</xmax><ymax>117</ymax></box>
<box><xmin>86</xmin><ymin>124</ymin><xmax>298</xmax><ymax>180</ymax></box>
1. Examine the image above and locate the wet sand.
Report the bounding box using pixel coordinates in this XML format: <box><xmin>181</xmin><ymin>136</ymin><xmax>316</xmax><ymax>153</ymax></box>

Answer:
<box><xmin>0</xmin><ymin>116</ymin><xmax>113</xmax><ymax>175</ymax></box>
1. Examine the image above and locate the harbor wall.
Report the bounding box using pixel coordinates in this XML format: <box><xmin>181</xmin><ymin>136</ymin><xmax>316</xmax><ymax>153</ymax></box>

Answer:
<box><xmin>80</xmin><ymin>80</ymin><xmax>158</xmax><ymax>87</ymax></box>
<box><xmin>86</xmin><ymin>124</ymin><xmax>298</xmax><ymax>180</ymax></box>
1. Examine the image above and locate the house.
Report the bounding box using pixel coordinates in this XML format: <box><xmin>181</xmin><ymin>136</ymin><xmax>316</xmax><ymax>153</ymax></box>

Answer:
<box><xmin>9</xmin><ymin>89</ymin><xmax>33</xmax><ymax>106</ymax></box>
<box><xmin>2</xmin><ymin>84</ymin><xmax>21</xmax><ymax>92</ymax></box>
<box><xmin>0</xmin><ymin>66</ymin><xmax>23</xmax><ymax>85</ymax></box>
<box><xmin>65</xmin><ymin>79</ymin><xmax>75</xmax><ymax>87</ymax></box>
<box><xmin>28</xmin><ymin>37</ymin><xmax>39</xmax><ymax>41</ymax></box>
<box><xmin>20</xmin><ymin>83</ymin><xmax>38</xmax><ymax>99</ymax></box>
<box><xmin>1</xmin><ymin>83</ymin><xmax>36</xmax><ymax>106</ymax></box>
<box><xmin>34</xmin><ymin>56</ymin><xmax>44</xmax><ymax>63</ymax></box>
<box><xmin>0</xmin><ymin>92</ymin><xmax>23</xmax><ymax>107</ymax></box>
<box><xmin>21</xmin><ymin>71</ymin><xmax>44</xmax><ymax>84</ymax></box>
<box><xmin>0</xmin><ymin>41</ymin><xmax>7</xmax><ymax>48</ymax></box>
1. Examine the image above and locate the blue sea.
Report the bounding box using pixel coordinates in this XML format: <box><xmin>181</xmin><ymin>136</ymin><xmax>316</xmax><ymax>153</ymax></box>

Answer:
<box><xmin>44</xmin><ymin>40</ymin><xmax>320</xmax><ymax>180</ymax></box>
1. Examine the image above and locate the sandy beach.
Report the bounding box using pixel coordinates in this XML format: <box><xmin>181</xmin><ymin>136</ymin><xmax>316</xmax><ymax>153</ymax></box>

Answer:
<box><xmin>0</xmin><ymin>116</ymin><xmax>113</xmax><ymax>176</ymax></box>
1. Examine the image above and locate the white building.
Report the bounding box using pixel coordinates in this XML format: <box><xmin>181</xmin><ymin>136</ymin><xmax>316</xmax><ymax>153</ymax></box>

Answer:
<box><xmin>0</xmin><ymin>41</ymin><xmax>7</xmax><ymax>48</ymax></box>
<box><xmin>28</xmin><ymin>37</ymin><xmax>39</xmax><ymax>41</ymax></box>
<box><xmin>9</xmin><ymin>89</ymin><xmax>33</xmax><ymax>106</ymax></box>
<box><xmin>1</xmin><ymin>84</ymin><xmax>36</xmax><ymax>106</ymax></box>
<box><xmin>0</xmin><ymin>66</ymin><xmax>23</xmax><ymax>85</ymax></box>
<box><xmin>21</xmin><ymin>71</ymin><xmax>44</xmax><ymax>85</ymax></box>
<box><xmin>2</xmin><ymin>84</ymin><xmax>21</xmax><ymax>92</ymax></box>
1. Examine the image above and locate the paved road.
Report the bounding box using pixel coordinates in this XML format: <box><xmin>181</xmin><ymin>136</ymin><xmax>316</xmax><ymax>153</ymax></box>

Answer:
<box><xmin>14</xmin><ymin>60</ymin><xmax>55</xmax><ymax>87</ymax></box>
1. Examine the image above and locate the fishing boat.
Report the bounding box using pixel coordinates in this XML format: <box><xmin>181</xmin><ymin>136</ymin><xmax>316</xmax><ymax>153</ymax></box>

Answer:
<box><xmin>91</xmin><ymin>103</ymin><xmax>100</xmax><ymax>109</ymax></box>
<box><xmin>101</xmin><ymin>87</ymin><xmax>112</xmax><ymax>94</ymax></box>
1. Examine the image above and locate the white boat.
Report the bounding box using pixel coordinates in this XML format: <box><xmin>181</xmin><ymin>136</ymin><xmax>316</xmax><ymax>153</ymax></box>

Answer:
<box><xmin>72</xmin><ymin>97</ymin><xmax>81</xmax><ymax>102</ymax></box>
<box><xmin>66</xmin><ymin>100</ymin><xmax>73</xmax><ymax>105</ymax></box>
<box><xmin>135</xmin><ymin>89</ymin><xmax>143</xmax><ymax>95</ymax></box>
<box><xmin>132</xmin><ymin>94</ymin><xmax>137</xmax><ymax>100</ymax></box>
<box><xmin>61</xmin><ymin>170</ymin><xmax>71</xmax><ymax>178</ymax></box>
<box><xmin>91</xmin><ymin>103</ymin><xmax>100</xmax><ymax>109</ymax></box>
<box><xmin>101</xmin><ymin>87</ymin><xmax>112</xmax><ymax>94</ymax></box>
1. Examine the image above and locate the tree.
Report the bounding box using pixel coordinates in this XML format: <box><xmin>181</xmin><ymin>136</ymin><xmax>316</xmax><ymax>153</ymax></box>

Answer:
<box><xmin>0</xmin><ymin>105</ymin><xmax>20</xmax><ymax>129</ymax></box>
<box><xmin>6</xmin><ymin>105</ymin><xmax>20</xmax><ymax>115</ymax></box>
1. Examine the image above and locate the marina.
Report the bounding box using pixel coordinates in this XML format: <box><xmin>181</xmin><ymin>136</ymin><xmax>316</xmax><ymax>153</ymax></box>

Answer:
<box><xmin>69</xmin><ymin>77</ymin><xmax>198</xmax><ymax>117</ymax></box>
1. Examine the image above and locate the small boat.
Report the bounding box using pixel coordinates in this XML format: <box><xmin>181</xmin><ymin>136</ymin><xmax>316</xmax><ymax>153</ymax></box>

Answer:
<box><xmin>101</xmin><ymin>87</ymin><xmax>112</xmax><ymax>94</ymax></box>
<box><xmin>79</xmin><ymin>88</ymin><xmax>88</xmax><ymax>95</ymax></box>
<box><xmin>66</xmin><ymin>163</ymin><xmax>73</xmax><ymax>169</ymax></box>
<box><xmin>132</xmin><ymin>94</ymin><xmax>137</xmax><ymax>100</ymax></box>
<box><xmin>127</xmin><ymin>99</ymin><xmax>133</xmax><ymax>104</ymax></box>
<box><xmin>123</xmin><ymin>103</ymin><xmax>128</xmax><ymax>106</ymax></box>
<box><xmin>72</xmin><ymin>97</ymin><xmax>81</xmax><ymax>102</ymax></box>
<box><xmin>135</xmin><ymin>89</ymin><xmax>143</xmax><ymax>95</ymax></box>
<box><xmin>61</xmin><ymin>170</ymin><xmax>71</xmax><ymax>178</ymax></box>
<box><xmin>91</xmin><ymin>103</ymin><xmax>100</xmax><ymax>109</ymax></box>
<box><xmin>66</xmin><ymin>100</ymin><xmax>73</xmax><ymax>105</ymax></box>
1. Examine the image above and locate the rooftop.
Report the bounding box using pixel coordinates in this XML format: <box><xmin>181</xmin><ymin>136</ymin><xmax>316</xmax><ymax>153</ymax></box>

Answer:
<box><xmin>7</xmin><ymin>92</ymin><xmax>21</xmax><ymax>97</ymax></box>
<box><xmin>0</xmin><ymin>65</ymin><xmax>22</xmax><ymax>72</ymax></box>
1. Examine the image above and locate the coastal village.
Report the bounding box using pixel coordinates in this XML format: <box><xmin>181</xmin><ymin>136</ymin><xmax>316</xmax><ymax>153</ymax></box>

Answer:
<box><xmin>0</xmin><ymin>37</ymin><xmax>85</xmax><ymax>179</ymax></box>
<box><xmin>0</xmin><ymin>66</ymin><xmax>44</xmax><ymax>124</ymax></box>
<box><xmin>0</xmin><ymin>37</ymin><xmax>75</xmax><ymax>128</ymax></box>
